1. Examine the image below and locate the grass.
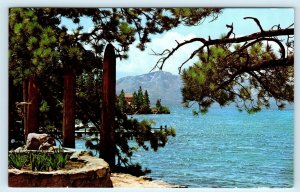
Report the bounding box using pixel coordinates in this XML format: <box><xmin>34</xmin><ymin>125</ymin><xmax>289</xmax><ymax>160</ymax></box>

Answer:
<box><xmin>8</xmin><ymin>152</ymin><xmax>28</xmax><ymax>169</ymax></box>
<box><xmin>9</xmin><ymin>151</ymin><xmax>69</xmax><ymax>171</ymax></box>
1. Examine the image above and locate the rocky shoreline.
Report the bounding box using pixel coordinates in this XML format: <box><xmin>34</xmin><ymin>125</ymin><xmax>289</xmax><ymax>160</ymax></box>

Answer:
<box><xmin>111</xmin><ymin>173</ymin><xmax>186</xmax><ymax>188</ymax></box>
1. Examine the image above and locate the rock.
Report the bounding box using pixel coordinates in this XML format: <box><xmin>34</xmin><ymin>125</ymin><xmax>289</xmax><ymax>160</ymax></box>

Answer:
<box><xmin>14</xmin><ymin>147</ymin><xmax>25</xmax><ymax>152</ymax></box>
<box><xmin>47</xmin><ymin>146</ymin><xmax>55</xmax><ymax>152</ymax></box>
<box><xmin>25</xmin><ymin>133</ymin><xmax>56</xmax><ymax>150</ymax></box>
<box><xmin>70</xmin><ymin>151</ymin><xmax>87</xmax><ymax>161</ymax></box>
<box><xmin>38</xmin><ymin>142</ymin><xmax>52</xmax><ymax>150</ymax></box>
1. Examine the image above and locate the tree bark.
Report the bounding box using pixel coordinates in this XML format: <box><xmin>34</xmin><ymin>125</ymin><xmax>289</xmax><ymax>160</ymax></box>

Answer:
<box><xmin>9</xmin><ymin>78</ymin><xmax>17</xmax><ymax>146</ymax></box>
<box><xmin>100</xmin><ymin>43</ymin><xmax>116</xmax><ymax>167</ymax></box>
<box><xmin>26</xmin><ymin>75</ymin><xmax>39</xmax><ymax>136</ymax></box>
<box><xmin>62</xmin><ymin>69</ymin><xmax>76</xmax><ymax>148</ymax></box>
<box><xmin>22</xmin><ymin>79</ymin><xmax>28</xmax><ymax>139</ymax></box>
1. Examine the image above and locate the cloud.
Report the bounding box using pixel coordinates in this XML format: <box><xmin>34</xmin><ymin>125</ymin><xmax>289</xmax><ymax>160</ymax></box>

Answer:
<box><xmin>116</xmin><ymin>31</ymin><xmax>201</xmax><ymax>78</ymax></box>
<box><xmin>116</xmin><ymin>29</ymin><xmax>292</xmax><ymax>79</ymax></box>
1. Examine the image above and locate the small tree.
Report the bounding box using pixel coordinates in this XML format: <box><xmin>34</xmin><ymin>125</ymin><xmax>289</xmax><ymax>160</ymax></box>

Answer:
<box><xmin>131</xmin><ymin>92</ymin><xmax>138</xmax><ymax>112</ymax></box>
<box><xmin>142</xmin><ymin>90</ymin><xmax>151</xmax><ymax>113</ymax></box>
<box><xmin>118</xmin><ymin>90</ymin><xmax>129</xmax><ymax>113</ymax></box>
<box><xmin>156</xmin><ymin>99</ymin><xmax>162</xmax><ymax>109</ymax></box>
<box><xmin>137</xmin><ymin>86</ymin><xmax>144</xmax><ymax>111</ymax></box>
<box><xmin>154</xmin><ymin>99</ymin><xmax>170</xmax><ymax>114</ymax></box>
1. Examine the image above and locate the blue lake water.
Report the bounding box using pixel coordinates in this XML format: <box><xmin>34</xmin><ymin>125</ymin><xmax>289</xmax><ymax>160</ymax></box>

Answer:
<box><xmin>76</xmin><ymin>106</ymin><xmax>294</xmax><ymax>188</ymax></box>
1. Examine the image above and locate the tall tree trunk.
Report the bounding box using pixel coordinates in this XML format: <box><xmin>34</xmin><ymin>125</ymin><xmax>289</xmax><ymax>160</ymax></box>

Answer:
<box><xmin>9</xmin><ymin>78</ymin><xmax>17</xmax><ymax>148</ymax></box>
<box><xmin>62</xmin><ymin>69</ymin><xmax>76</xmax><ymax>148</ymax></box>
<box><xmin>26</xmin><ymin>75</ymin><xmax>39</xmax><ymax>136</ymax></box>
<box><xmin>100</xmin><ymin>43</ymin><xmax>116</xmax><ymax>167</ymax></box>
<box><xmin>22</xmin><ymin>79</ymin><xmax>28</xmax><ymax>139</ymax></box>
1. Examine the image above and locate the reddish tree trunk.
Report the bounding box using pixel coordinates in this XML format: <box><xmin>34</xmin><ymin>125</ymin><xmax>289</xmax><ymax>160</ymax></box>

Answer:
<box><xmin>26</xmin><ymin>75</ymin><xmax>39</xmax><ymax>136</ymax></box>
<box><xmin>62</xmin><ymin>69</ymin><xmax>76</xmax><ymax>148</ymax></box>
<box><xmin>23</xmin><ymin>79</ymin><xmax>28</xmax><ymax>138</ymax></box>
<box><xmin>100</xmin><ymin>43</ymin><xmax>116</xmax><ymax>167</ymax></box>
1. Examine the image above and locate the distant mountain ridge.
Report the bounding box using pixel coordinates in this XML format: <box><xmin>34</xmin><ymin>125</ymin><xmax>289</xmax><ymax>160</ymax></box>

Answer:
<box><xmin>116</xmin><ymin>71</ymin><xmax>183</xmax><ymax>106</ymax></box>
<box><xmin>116</xmin><ymin>71</ymin><xmax>294</xmax><ymax>110</ymax></box>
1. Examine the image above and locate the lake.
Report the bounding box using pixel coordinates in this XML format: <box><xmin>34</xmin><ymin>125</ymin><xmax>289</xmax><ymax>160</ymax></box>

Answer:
<box><xmin>76</xmin><ymin>106</ymin><xmax>294</xmax><ymax>188</ymax></box>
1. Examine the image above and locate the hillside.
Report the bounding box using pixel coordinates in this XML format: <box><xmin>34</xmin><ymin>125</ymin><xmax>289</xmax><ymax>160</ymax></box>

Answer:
<box><xmin>116</xmin><ymin>71</ymin><xmax>182</xmax><ymax>106</ymax></box>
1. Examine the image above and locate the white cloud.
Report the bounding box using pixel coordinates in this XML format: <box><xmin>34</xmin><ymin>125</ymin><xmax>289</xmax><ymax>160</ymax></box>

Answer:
<box><xmin>116</xmin><ymin>31</ymin><xmax>201</xmax><ymax>78</ymax></box>
<box><xmin>115</xmin><ymin>29</ymin><xmax>292</xmax><ymax>79</ymax></box>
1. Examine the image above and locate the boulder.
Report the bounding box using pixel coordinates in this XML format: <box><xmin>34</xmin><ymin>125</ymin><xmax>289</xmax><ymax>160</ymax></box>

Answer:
<box><xmin>14</xmin><ymin>146</ymin><xmax>25</xmax><ymax>152</ymax></box>
<box><xmin>25</xmin><ymin>133</ymin><xmax>55</xmax><ymax>150</ymax></box>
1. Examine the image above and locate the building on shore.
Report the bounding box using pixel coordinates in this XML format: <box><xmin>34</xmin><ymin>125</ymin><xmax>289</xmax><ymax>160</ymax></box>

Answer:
<box><xmin>124</xmin><ymin>93</ymin><xmax>133</xmax><ymax>105</ymax></box>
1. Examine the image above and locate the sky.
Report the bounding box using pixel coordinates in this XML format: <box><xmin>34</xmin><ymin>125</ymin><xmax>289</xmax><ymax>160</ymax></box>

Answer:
<box><xmin>61</xmin><ymin>8</ymin><xmax>294</xmax><ymax>80</ymax></box>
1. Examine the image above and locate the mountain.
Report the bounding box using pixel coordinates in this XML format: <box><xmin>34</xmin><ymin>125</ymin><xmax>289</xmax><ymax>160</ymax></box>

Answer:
<box><xmin>116</xmin><ymin>71</ymin><xmax>183</xmax><ymax>106</ymax></box>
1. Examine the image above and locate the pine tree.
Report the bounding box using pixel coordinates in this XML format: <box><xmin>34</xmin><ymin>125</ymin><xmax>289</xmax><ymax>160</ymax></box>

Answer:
<box><xmin>156</xmin><ymin>99</ymin><xmax>162</xmax><ymax>109</ymax></box>
<box><xmin>142</xmin><ymin>90</ymin><xmax>151</xmax><ymax>113</ymax></box>
<box><xmin>182</xmin><ymin>40</ymin><xmax>293</xmax><ymax>114</ymax></box>
<box><xmin>137</xmin><ymin>86</ymin><xmax>144</xmax><ymax>111</ymax></box>
<box><xmin>9</xmin><ymin>8</ymin><xmax>221</xmax><ymax>169</ymax></box>
<box><xmin>9</xmin><ymin>8</ymin><xmax>59</xmax><ymax>139</ymax></box>
<box><xmin>118</xmin><ymin>90</ymin><xmax>126</xmax><ymax>112</ymax></box>
<box><xmin>131</xmin><ymin>92</ymin><xmax>138</xmax><ymax>112</ymax></box>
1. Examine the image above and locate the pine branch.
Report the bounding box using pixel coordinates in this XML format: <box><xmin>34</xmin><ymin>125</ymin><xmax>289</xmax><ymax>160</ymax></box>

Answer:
<box><xmin>152</xmin><ymin>17</ymin><xmax>294</xmax><ymax>72</ymax></box>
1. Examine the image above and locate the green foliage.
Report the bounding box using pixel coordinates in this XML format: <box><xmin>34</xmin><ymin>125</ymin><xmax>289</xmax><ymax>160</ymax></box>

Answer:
<box><xmin>9</xmin><ymin>7</ymin><xmax>220</xmax><ymax>133</ymax></box>
<box><xmin>114</xmin><ymin>108</ymin><xmax>176</xmax><ymax>170</ymax></box>
<box><xmin>117</xmin><ymin>90</ymin><xmax>130</xmax><ymax>113</ymax></box>
<box><xmin>31</xmin><ymin>152</ymin><xmax>51</xmax><ymax>171</ymax></box>
<box><xmin>131</xmin><ymin>92</ymin><xmax>138</xmax><ymax>111</ymax></box>
<box><xmin>39</xmin><ymin>100</ymin><xmax>50</xmax><ymax>113</ymax></box>
<box><xmin>142</xmin><ymin>90</ymin><xmax>151</xmax><ymax>113</ymax></box>
<box><xmin>9</xmin><ymin>8</ymin><xmax>59</xmax><ymax>82</ymax></box>
<box><xmin>137</xmin><ymin>86</ymin><xmax>144</xmax><ymax>110</ymax></box>
<box><xmin>158</xmin><ymin>106</ymin><xmax>170</xmax><ymax>114</ymax></box>
<box><xmin>120</xmin><ymin>87</ymin><xmax>153</xmax><ymax>114</ymax></box>
<box><xmin>49</xmin><ymin>152</ymin><xmax>68</xmax><ymax>170</ymax></box>
<box><xmin>9</xmin><ymin>7</ymin><xmax>220</xmax><ymax>172</ymax></box>
<box><xmin>182</xmin><ymin>41</ymin><xmax>293</xmax><ymax>115</ymax></box>
<box><xmin>155</xmin><ymin>99</ymin><xmax>161</xmax><ymax>109</ymax></box>
<box><xmin>8</xmin><ymin>152</ymin><xmax>28</xmax><ymax>169</ymax></box>
<box><xmin>154</xmin><ymin>99</ymin><xmax>170</xmax><ymax>114</ymax></box>
<box><xmin>8</xmin><ymin>151</ymin><xmax>69</xmax><ymax>171</ymax></box>
<box><xmin>118</xmin><ymin>88</ymin><xmax>170</xmax><ymax>115</ymax></box>
<box><xmin>84</xmin><ymin>106</ymin><xmax>176</xmax><ymax>175</ymax></box>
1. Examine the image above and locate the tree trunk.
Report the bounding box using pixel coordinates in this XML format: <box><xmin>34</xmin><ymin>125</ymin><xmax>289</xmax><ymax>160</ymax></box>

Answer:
<box><xmin>100</xmin><ymin>43</ymin><xmax>116</xmax><ymax>167</ymax></box>
<box><xmin>62</xmin><ymin>69</ymin><xmax>76</xmax><ymax>148</ymax></box>
<box><xmin>9</xmin><ymin>78</ymin><xmax>17</xmax><ymax>147</ymax></box>
<box><xmin>22</xmin><ymin>79</ymin><xmax>28</xmax><ymax>139</ymax></box>
<box><xmin>26</xmin><ymin>75</ymin><xmax>39</xmax><ymax>136</ymax></box>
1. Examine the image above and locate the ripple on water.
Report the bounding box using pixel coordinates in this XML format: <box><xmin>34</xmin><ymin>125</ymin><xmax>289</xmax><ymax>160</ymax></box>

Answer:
<box><xmin>76</xmin><ymin>107</ymin><xmax>293</xmax><ymax>188</ymax></box>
